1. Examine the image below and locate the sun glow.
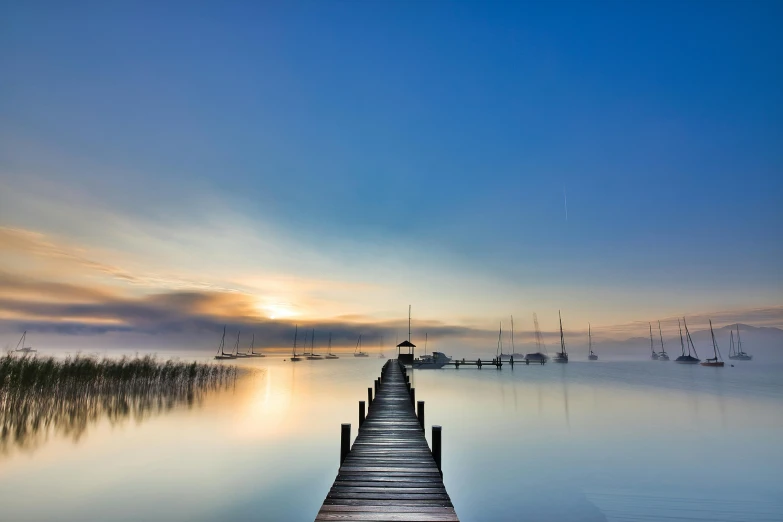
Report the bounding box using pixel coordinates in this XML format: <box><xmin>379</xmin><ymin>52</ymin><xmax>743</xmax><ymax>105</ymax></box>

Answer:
<box><xmin>260</xmin><ymin>302</ymin><xmax>298</xmax><ymax>320</ymax></box>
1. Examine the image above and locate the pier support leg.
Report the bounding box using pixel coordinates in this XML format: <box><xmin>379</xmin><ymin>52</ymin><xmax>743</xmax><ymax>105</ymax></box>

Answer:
<box><xmin>374</xmin><ymin>379</ymin><xmax>378</xmax><ymax>395</ymax></box>
<box><xmin>368</xmin><ymin>387</ymin><xmax>373</xmax><ymax>408</ymax></box>
<box><xmin>340</xmin><ymin>423</ymin><xmax>351</xmax><ymax>465</ymax></box>
<box><xmin>410</xmin><ymin>387</ymin><xmax>415</xmax><ymax>407</ymax></box>
<box><xmin>432</xmin><ymin>425</ymin><xmax>442</xmax><ymax>477</ymax></box>
<box><xmin>359</xmin><ymin>401</ymin><xmax>365</xmax><ymax>427</ymax></box>
<box><xmin>417</xmin><ymin>401</ymin><xmax>425</xmax><ymax>430</ymax></box>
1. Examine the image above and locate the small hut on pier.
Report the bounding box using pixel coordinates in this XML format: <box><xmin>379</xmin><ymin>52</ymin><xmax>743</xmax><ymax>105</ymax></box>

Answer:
<box><xmin>397</xmin><ymin>340</ymin><xmax>415</xmax><ymax>364</ymax></box>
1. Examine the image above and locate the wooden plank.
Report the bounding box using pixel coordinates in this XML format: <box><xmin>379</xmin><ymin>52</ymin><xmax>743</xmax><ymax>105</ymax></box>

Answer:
<box><xmin>315</xmin><ymin>359</ymin><xmax>458</xmax><ymax>521</ymax></box>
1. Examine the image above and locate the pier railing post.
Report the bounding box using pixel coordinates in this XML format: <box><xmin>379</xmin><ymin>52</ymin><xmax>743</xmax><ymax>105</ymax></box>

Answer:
<box><xmin>417</xmin><ymin>401</ymin><xmax>424</xmax><ymax>430</ymax></box>
<box><xmin>368</xmin><ymin>387</ymin><xmax>373</xmax><ymax>408</ymax></box>
<box><xmin>340</xmin><ymin>423</ymin><xmax>351</xmax><ymax>465</ymax></box>
<box><xmin>410</xmin><ymin>387</ymin><xmax>415</xmax><ymax>406</ymax></box>
<box><xmin>374</xmin><ymin>378</ymin><xmax>378</xmax><ymax>395</ymax></box>
<box><xmin>432</xmin><ymin>425</ymin><xmax>442</xmax><ymax>477</ymax></box>
<box><xmin>359</xmin><ymin>401</ymin><xmax>366</xmax><ymax>427</ymax></box>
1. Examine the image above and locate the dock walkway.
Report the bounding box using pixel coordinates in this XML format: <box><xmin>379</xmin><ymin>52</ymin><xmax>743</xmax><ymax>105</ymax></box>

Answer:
<box><xmin>316</xmin><ymin>360</ymin><xmax>458</xmax><ymax>521</ymax></box>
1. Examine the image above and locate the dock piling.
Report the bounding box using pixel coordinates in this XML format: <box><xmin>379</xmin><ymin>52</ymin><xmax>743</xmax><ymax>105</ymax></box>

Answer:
<box><xmin>340</xmin><ymin>423</ymin><xmax>350</xmax><ymax>465</ymax></box>
<box><xmin>417</xmin><ymin>400</ymin><xmax>425</xmax><ymax>430</ymax></box>
<box><xmin>433</xmin><ymin>425</ymin><xmax>442</xmax><ymax>477</ymax></box>
<box><xmin>367</xmin><ymin>387</ymin><xmax>373</xmax><ymax>408</ymax></box>
<box><xmin>359</xmin><ymin>401</ymin><xmax>365</xmax><ymax>426</ymax></box>
<box><xmin>410</xmin><ymin>387</ymin><xmax>415</xmax><ymax>406</ymax></box>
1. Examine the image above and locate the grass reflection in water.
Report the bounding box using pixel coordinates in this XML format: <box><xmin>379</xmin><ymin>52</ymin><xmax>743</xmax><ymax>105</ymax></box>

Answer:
<box><xmin>0</xmin><ymin>354</ymin><xmax>237</xmax><ymax>454</ymax></box>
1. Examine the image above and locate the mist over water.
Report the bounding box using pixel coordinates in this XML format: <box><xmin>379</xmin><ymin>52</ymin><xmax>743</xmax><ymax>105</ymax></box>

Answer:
<box><xmin>0</xmin><ymin>355</ymin><xmax>780</xmax><ymax>521</ymax></box>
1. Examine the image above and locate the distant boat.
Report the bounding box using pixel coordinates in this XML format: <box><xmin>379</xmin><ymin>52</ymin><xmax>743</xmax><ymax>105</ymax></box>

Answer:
<box><xmin>649</xmin><ymin>323</ymin><xmax>659</xmax><ymax>360</ymax></box>
<box><xmin>675</xmin><ymin>318</ymin><xmax>700</xmax><ymax>364</ymax></box>
<box><xmin>232</xmin><ymin>331</ymin><xmax>247</xmax><ymax>357</ymax></box>
<box><xmin>354</xmin><ymin>335</ymin><xmax>369</xmax><ymax>357</ymax></box>
<box><xmin>291</xmin><ymin>325</ymin><xmax>301</xmax><ymax>362</ymax></box>
<box><xmin>214</xmin><ymin>326</ymin><xmax>236</xmax><ymax>360</ymax></box>
<box><xmin>553</xmin><ymin>311</ymin><xmax>568</xmax><ymax>363</ymax></box>
<box><xmin>246</xmin><ymin>333</ymin><xmax>265</xmax><ymax>357</ymax></box>
<box><xmin>500</xmin><ymin>316</ymin><xmax>525</xmax><ymax>361</ymax></box>
<box><xmin>306</xmin><ymin>329</ymin><xmax>322</xmax><ymax>360</ymax></box>
<box><xmin>325</xmin><ymin>333</ymin><xmax>339</xmax><ymax>359</ymax></box>
<box><xmin>701</xmin><ymin>320</ymin><xmax>725</xmax><ymax>367</ymax></box>
<box><xmin>378</xmin><ymin>336</ymin><xmax>386</xmax><ymax>358</ymax></box>
<box><xmin>412</xmin><ymin>351</ymin><xmax>451</xmax><ymax>369</ymax></box>
<box><xmin>525</xmin><ymin>313</ymin><xmax>549</xmax><ymax>363</ymax></box>
<box><xmin>14</xmin><ymin>331</ymin><xmax>36</xmax><ymax>354</ymax></box>
<box><xmin>656</xmin><ymin>321</ymin><xmax>670</xmax><ymax>361</ymax></box>
<box><xmin>588</xmin><ymin>323</ymin><xmax>597</xmax><ymax>360</ymax></box>
<box><xmin>728</xmin><ymin>324</ymin><xmax>752</xmax><ymax>361</ymax></box>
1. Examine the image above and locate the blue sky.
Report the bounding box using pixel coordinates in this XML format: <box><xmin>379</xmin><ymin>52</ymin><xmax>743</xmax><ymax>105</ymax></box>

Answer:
<box><xmin>1</xmin><ymin>1</ymin><xmax>781</xmax><ymax>343</ymax></box>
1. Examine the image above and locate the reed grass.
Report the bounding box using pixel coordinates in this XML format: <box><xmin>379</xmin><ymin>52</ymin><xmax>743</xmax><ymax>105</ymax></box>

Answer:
<box><xmin>0</xmin><ymin>354</ymin><xmax>237</xmax><ymax>454</ymax></box>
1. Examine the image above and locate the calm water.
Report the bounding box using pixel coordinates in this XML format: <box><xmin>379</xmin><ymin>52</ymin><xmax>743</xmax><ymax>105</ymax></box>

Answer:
<box><xmin>1</xmin><ymin>356</ymin><xmax>781</xmax><ymax>521</ymax></box>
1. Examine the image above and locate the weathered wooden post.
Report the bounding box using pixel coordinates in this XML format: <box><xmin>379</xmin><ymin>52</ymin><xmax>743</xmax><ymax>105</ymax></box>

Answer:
<box><xmin>417</xmin><ymin>401</ymin><xmax>425</xmax><ymax>430</ymax></box>
<box><xmin>406</xmin><ymin>381</ymin><xmax>411</xmax><ymax>394</ymax></box>
<box><xmin>432</xmin><ymin>425</ymin><xmax>442</xmax><ymax>477</ymax></box>
<box><xmin>359</xmin><ymin>401</ymin><xmax>366</xmax><ymax>427</ymax></box>
<box><xmin>410</xmin><ymin>387</ymin><xmax>415</xmax><ymax>406</ymax></box>
<box><xmin>340</xmin><ymin>423</ymin><xmax>351</xmax><ymax>465</ymax></box>
<box><xmin>367</xmin><ymin>387</ymin><xmax>373</xmax><ymax>408</ymax></box>
<box><xmin>374</xmin><ymin>378</ymin><xmax>378</xmax><ymax>395</ymax></box>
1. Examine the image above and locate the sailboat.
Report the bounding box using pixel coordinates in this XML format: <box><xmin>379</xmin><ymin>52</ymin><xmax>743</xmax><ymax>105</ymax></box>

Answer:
<box><xmin>729</xmin><ymin>324</ymin><xmax>753</xmax><ymax>360</ymax></box>
<box><xmin>354</xmin><ymin>335</ymin><xmax>369</xmax><ymax>357</ymax></box>
<box><xmin>525</xmin><ymin>313</ymin><xmax>549</xmax><ymax>363</ymax></box>
<box><xmin>214</xmin><ymin>326</ymin><xmax>236</xmax><ymax>360</ymax></box>
<box><xmin>675</xmin><ymin>318</ymin><xmax>700</xmax><ymax>364</ymax></box>
<box><xmin>553</xmin><ymin>311</ymin><xmax>568</xmax><ymax>363</ymax></box>
<box><xmin>232</xmin><ymin>331</ymin><xmax>247</xmax><ymax>357</ymax></box>
<box><xmin>306</xmin><ymin>330</ymin><xmax>322</xmax><ymax>359</ymax></box>
<box><xmin>378</xmin><ymin>336</ymin><xmax>386</xmax><ymax>358</ymax></box>
<box><xmin>649</xmin><ymin>323</ymin><xmax>659</xmax><ymax>360</ymax></box>
<box><xmin>290</xmin><ymin>325</ymin><xmax>301</xmax><ymax>362</ymax></box>
<box><xmin>588</xmin><ymin>324</ymin><xmax>598</xmax><ymax>360</ymax></box>
<box><xmin>325</xmin><ymin>333</ymin><xmax>339</xmax><ymax>359</ymax></box>
<box><xmin>246</xmin><ymin>333</ymin><xmax>265</xmax><ymax>357</ymax></box>
<box><xmin>14</xmin><ymin>331</ymin><xmax>36</xmax><ymax>354</ymax></box>
<box><xmin>701</xmin><ymin>320</ymin><xmax>725</xmax><ymax>367</ymax></box>
<box><xmin>497</xmin><ymin>321</ymin><xmax>507</xmax><ymax>360</ymax></box>
<box><xmin>657</xmin><ymin>321</ymin><xmax>670</xmax><ymax>361</ymax></box>
<box><xmin>500</xmin><ymin>316</ymin><xmax>525</xmax><ymax>360</ymax></box>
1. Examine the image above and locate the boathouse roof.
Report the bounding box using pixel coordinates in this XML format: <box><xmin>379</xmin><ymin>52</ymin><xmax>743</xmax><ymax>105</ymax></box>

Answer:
<box><xmin>396</xmin><ymin>340</ymin><xmax>416</xmax><ymax>348</ymax></box>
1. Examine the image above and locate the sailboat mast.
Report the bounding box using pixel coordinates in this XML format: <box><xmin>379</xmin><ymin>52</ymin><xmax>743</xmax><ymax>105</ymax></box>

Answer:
<box><xmin>678</xmin><ymin>319</ymin><xmax>685</xmax><ymax>356</ymax></box>
<box><xmin>235</xmin><ymin>331</ymin><xmax>240</xmax><ymax>355</ymax></box>
<box><xmin>683</xmin><ymin>318</ymin><xmax>698</xmax><ymax>358</ymax></box>
<box><xmin>311</xmin><ymin>329</ymin><xmax>315</xmax><ymax>354</ymax></box>
<box><xmin>328</xmin><ymin>333</ymin><xmax>332</xmax><ymax>354</ymax></box>
<box><xmin>649</xmin><ymin>323</ymin><xmax>655</xmax><ymax>354</ymax></box>
<box><xmin>658</xmin><ymin>321</ymin><xmax>665</xmax><ymax>352</ymax></box>
<box><xmin>736</xmin><ymin>324</ymin><xmax>743</xmax><ymax>352</ymax></box>
<box><xmin>588</xmin><ymin>323</ymin><xmax>592</xmax><ymax>354</ymax></box>
<box><xmin>709</xmin><ymin>320</ymin><xmax>719</xmax><ymax>359</ymax></box>
<box><xmin>217</xmin><ymin>325</ymin><xmax>226</xmax><ymax>355</ymax></box>
<box><xmin>559</xmin><ymin>310</ymin><xmax>566</xmax><ymax>354</ymax></box>
<box><xmin>293</xmin><ymin>325</ymin><xmax>298</xmax><ymax>356</ymax></box>
<box><xmin>251</xmin><ymin>333</ymin><xmax>255</xmax><ymax>354</ymax></box>
<box><xmin>511</xmin><ymin>315</ymin><xmax>515</xmax><ymax>354</ymax></box>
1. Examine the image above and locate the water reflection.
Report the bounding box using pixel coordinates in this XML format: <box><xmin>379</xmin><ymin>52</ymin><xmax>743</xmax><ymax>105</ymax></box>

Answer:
<box><xmin>1</xmin><ymin>360</ymin><xmax>237</xmax><ymax>455</ymax></box>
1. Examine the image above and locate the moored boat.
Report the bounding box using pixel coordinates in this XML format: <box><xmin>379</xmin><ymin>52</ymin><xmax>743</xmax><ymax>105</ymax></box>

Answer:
<box><xmin>525</xmin><ymin>313</ymin><xmax>549</xmax><ymax>363</ymax></box>
<box><xmin>700</xmin><ymin>320</ymin><xmax>724</xmax><ymax>367</ymax></box>
<box><xmin>728</xmin><ymin>324</ymin><xmax>752</xmax><ymax>361</ymax></box>
<box><xmin>588</xmin><ymin>323</ymin><xmax>598</xmax><ymax>360</ymax></box>
<box><xmin>214</xmin><ymin>326</ymin><xmax>236</xmax><ymax>360</ymax></box>
<box><xmin>553</xmin><ymin>311</ymin><xmax>568</xmax><ymax>363</ymax></box>
<box><xmin>675</xmin><ymin>318</ymin><xmax>700</xmax><ymax>364</ymax></box>
<box><xmin>649</xmin><ymin>323</ymin><xmax>659</xmax><ymax>360</ymax></box>
<box><xmin>656</xmin><ymin>321</ymin><xmax>669</xmax><ymax>361</ymax></box>
<box><xmin>325</xmin><ymin>333</ymin><xmax>339</xmax><ymax>359</ymax></box>
<box><xmin>354</xmin><ymin>335</ymin><xmax>369</xmax><ymax>357</ymax></box>
<box><xmin>14</xmin><ymin>331</ymin><xmax>36</xmax><ymax>354</ymax></box>
<box><xmin>290</xmin><ymin>325</ymin><xmax>301</xmax><ymax>361</ymax></box>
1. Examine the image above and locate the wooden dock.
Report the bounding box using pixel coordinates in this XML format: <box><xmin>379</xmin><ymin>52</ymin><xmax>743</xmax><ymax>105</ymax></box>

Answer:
<box><xmin>316</xmin><ymin>360</ymin><xmax>459</xmax><ymax>521</ymax></box>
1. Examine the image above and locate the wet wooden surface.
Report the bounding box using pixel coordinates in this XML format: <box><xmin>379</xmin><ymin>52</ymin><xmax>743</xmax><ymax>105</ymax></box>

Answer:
<box><xmin>316</xmin><ymin>360</ymin><xmax>458</xmax><ymax>521</ymax></box>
